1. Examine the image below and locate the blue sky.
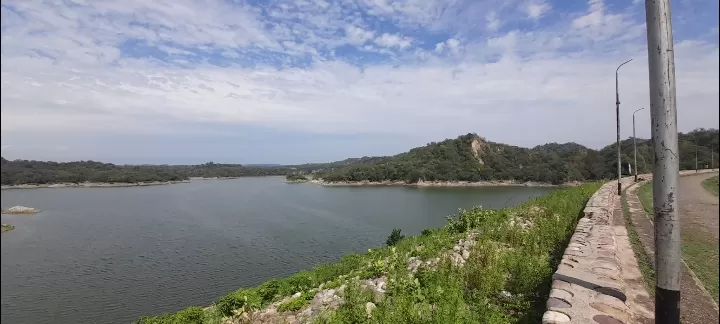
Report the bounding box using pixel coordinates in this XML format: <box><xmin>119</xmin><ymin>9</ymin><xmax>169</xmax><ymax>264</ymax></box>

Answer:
<box><xmin>1</xmin><ymin>0</ymin><xmax>718</xmax><ymax>164</ymax></box>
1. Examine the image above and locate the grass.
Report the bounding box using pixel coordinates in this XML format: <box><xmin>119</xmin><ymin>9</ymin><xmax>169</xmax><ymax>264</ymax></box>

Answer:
<box><xmin>1</xmin><ymin>224</ymin><xmax>15</xmax><ymax>233</ymax></box>
<box><xmin>137</xmin><ymin>183</ymin><xmax>602</xmax><ymax>324</ymax></box>
<box><xmin>620</xmin><ymin>190</ymin><xmax>655</xmax><ymax>295</ymax></box>
<box><xmin>701</xmin><ymin>175</ymin><xmax>719</xmax><ymax>196</ymax></box>
<box><xmin>636</xmin><ymin>182</ymin><xmax>719</xmax><ymax>303</ymax></box>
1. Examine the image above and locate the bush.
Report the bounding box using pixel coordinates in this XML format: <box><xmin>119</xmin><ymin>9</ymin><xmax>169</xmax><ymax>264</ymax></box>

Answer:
<box><xmin>216</xmin><ymin>289</ymin><xmax>261</xmax><ymax>316</ymax></box>
<box><xmin>257</xmin><ymin>280</ymin><xmax>281</xmax><ymax>303</ymax></box>
<box><xmin>421</xmin><ymin>228</ymin><xmax>432</xmax><ymax>236</ymax></box>
<box><xmin>277</xmin><ymin>291</ymin><xmax>314</xmax><ymax>312</ymax></box>
<box><xmin>386</xmin><ymin>228</ymin><xmax>405</xmax><ymax>246</ymax></box>
<box><xmin>136</xmin><ymin>306</ymin><xmax>205</xmax><ymax>324</ymax></box>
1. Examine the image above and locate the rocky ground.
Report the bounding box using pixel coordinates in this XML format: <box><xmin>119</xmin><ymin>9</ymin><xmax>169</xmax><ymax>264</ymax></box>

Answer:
<box><xmin>223</xmin><ymin>230</ymin><xmax>483</xmax><ymax>324</ymax></box>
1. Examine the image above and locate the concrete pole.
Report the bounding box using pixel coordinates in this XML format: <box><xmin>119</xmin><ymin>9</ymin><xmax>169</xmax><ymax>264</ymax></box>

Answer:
<box><xmin>645</xmin><ymin>0</ymin><xmax>681</xmax><ymax>323</ymax></box>
<box><xmin>633</xmin><ymin>108</ymin><xmax>645</xmax><ymax>182</ymax></box>
<box><xmin>616</xmin><ymin>59</ymin><xmax>633</xmax><ymax>195</ymax></box>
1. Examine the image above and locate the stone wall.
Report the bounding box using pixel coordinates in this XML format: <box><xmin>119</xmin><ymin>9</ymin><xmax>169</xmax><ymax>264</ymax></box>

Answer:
<box><xmin>541</xmin><ymin>169</ymin><xmax>718</xmax><ymax>324</ymax></box>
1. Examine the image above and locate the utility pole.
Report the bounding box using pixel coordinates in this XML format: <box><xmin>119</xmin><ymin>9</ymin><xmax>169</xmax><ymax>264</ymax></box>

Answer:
<box><xmin>616</xmin><ymin>58</ymin><xmax>633</xmax><ymax>195</ymax></box>
<box><xmin>645</xmin><ymin>0</ymin><xmax>681</xmax><ymax>323</ymax></box>
<box><xmin>633</xmin><ymin>107</ymin><xmax>645</xmax><ymax>182</ymax></box>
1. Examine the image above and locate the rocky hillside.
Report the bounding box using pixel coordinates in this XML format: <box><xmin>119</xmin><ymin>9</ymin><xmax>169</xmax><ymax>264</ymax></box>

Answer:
<box><xmin>313</xmin><ymin>129</ymin><xmax>719</xmax><ymax>185</ymax></box>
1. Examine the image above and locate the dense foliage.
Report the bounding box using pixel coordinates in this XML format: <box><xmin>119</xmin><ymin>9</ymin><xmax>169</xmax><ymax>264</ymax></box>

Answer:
<box><xmin>3</xmin><ymin>128</ymin><xmax>717</xmax><ymax>186</ymax></box>
<box><xmin>137</xmin><ymin>183</ymin><xmax>601</xmax><ymax>324</ymax></box>
<box><xmin>385</xmin><ymin>229</ymin><xmax>405</xmax><ymax>246</ymax></box>
<box><xmin>286</xmin><ymin>174</ymin><xmax>309</xmax><ymax>181</ymax></box>
<box><xmin>317</xmin><ymin>129</ymin><xmax>719</xmax><ymax>185</ymax></box>
<box><xmin>0</xmin><ymin>160</ymin><xmax>290</xmax><ymax>186</ymax></box>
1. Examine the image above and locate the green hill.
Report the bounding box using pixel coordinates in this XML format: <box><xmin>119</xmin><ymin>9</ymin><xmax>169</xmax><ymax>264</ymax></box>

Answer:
<box><xmin>2</xmin><ymin>129</ymin><xmax>717</xmax><ymax>186</ymax></box>
<box><xmin>315</xmin><ymin>129</ymin><xmax>719</xmax><ymax>185</ymax></box>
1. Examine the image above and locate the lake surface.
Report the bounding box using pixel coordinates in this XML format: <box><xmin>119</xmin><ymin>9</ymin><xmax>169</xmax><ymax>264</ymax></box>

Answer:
<box><xmin>1</xmin><ymin>177</ymin><xmax>554</xmax><ymax>324</ymax></box>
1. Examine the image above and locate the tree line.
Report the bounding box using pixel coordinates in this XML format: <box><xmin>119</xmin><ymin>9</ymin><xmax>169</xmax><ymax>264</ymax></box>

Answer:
<box><xmin>2</xmin><ymin>128</ymin><xmax>717</xmax><ymax>186</ymax></box>
<box><xmin>315</xmin><ymin>129</ymin><xmax>719</xmax><ymax>185</ymax></box>
<box><xmin>0</xmin><ymin>160</ymin><xmax>290</xmax><ymax>186</ymax></box>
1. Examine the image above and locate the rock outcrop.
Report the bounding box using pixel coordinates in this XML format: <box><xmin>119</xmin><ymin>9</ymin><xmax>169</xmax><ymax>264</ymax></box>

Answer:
<box><xmin>1</xmin><ymin>206</ymin><xmax>40</xmax><ymax>214</ymax></box>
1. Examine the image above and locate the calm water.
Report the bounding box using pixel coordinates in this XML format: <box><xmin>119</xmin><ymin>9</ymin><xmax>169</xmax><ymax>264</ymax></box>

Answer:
<box><xmin>1</xmin><ymin>177</ymin><xmax>553</xmax><ymax>324</ymax></box>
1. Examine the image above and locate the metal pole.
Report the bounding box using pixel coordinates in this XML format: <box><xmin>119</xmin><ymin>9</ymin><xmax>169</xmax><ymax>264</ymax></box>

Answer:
<box><xmin>616</xmin><ymin>58</ymin><xmax>633</xmax><ymax>195</ymax></box>
<box><xmin>645</xmin><ymin>0</ymin><xmax>681</xmax><ymax>323</ymax></box>
<box><xmin>633</xmin><ymin>108</ymin><xmax>645</xmax><ymax>182</ymax></box>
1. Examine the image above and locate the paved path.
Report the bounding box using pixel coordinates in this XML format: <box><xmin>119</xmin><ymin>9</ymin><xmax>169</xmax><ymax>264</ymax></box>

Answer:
<box><xmin>678</xmin><ymin>173</ymin><xmax>719</xmax><ymax>240</ymax></box>
<box><xmin>625</xmin><ymin>180</ymin><xmax>719</xmax><ymax>324</ymax></box>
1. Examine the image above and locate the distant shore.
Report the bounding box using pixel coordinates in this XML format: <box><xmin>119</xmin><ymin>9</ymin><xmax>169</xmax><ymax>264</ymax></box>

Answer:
<box><xmin>1</xmin><ymin>180</ymin><xmax>190</xmax><ymax>190</ymax></box>
<box><xmin>0</xmin><ymin>176</ymin><xmax>279</xmax><ymax>190</ymax></box>
<box><xmin>310</xmin><ymin>179</ymin><xmax>582</xmax><ymax>188</ymax></box>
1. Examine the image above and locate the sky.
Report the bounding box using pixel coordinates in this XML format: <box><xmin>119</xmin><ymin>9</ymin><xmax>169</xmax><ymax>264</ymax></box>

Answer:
<box><xmin>1</xmin><ymin>0</ymin><xmax>718</xmax><ymax>165</ymax></box>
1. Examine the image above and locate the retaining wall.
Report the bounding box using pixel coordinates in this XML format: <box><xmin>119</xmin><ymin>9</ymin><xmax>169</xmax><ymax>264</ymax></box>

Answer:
<box><xmin>542</xmin><ymin>169</ymin><xmax>718</xmax><ymax>324</ymax></box>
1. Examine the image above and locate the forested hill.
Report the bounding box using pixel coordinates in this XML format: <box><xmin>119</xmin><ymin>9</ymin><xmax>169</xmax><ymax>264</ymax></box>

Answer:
<box><xmin>0</xmin><ymin>159</ymin><xmax>290</xmax><ymax>186</ymax></box>
<box><xmin>2</xmin><ymin>128</ymin><xmax>717</xmax><ymax>186</ymax></box>
<box><xmin>316</xmin><ymin>129</ymin><xmax>719</xmax><ymax>185</ymax></box>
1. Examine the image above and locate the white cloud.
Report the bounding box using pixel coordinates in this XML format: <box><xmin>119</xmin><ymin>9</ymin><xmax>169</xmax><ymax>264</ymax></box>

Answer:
<box><xmin>486</xmin><ymin>11</ymin><xmax>501</xmax><ymax>31</ymax></box>
<box><xmin>523</xmin><ymin>0</ymin><xmax>551</xmax><ymax>20</ymax></box>
<box><xmin>345</xmin><ymin>25</ymin><xmax>375</xmax><ymax>45</ymax></box>
<box><xmin>436</xmin><ymin>38</ymin><xmax>462</xmax><ymax>54</ymax></box>
<box><xmin>0</xmin><ymin>0</ymin><xmax>717</xmax><ymax>161</ymax></box>
<box><xmin>374</xmin><ymin>33</ymin><xmax>414</xmax><ymax>49</ymax></box>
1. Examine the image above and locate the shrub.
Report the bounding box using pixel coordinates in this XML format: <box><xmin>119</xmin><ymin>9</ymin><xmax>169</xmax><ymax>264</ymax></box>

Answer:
<box><xmin>215</xmin><ymin>288</ymin><xmax>261</xmax><ymax>317</ymax></box>
<box><xmin>277</xmin><ymin>291</ymin><xmax>314</xmax><ymax>312</ymax></box>
<box><xmin>136</xmin><ymin>306</ymin><xmax>205</xmax><ymax>324</ymax></box>
<box><xmin>421</xmin><ymin>228</ymin><xmax>432</xmax><ymax>236</ymax></box>
<box><xmin>257</xmin><ymin>280</ymin><xmax>281</xmax><ymax>303</ymax></box>
<box><xmin>386</xmin><ymin>228</ymin><xmax>405</xmax><ymax>246</ymax></box>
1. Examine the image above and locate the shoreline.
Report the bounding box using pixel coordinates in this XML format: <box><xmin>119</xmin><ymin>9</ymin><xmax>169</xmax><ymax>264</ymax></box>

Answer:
<box><xmin>1</xmin><ymin>180</ymin><xmax>190</xmax><ymax>190</ymax></box>
<box><xmin>310</xmin><ymin>179</ymin><xmax>581</xmax><ymax>188</ymax></box>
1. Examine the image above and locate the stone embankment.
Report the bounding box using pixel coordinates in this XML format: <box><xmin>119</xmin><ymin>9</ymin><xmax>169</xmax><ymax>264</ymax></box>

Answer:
<box><xmin>543</xmin><ymin>169</ymin><xmax>719</xmax><ymax>324</ymax></box>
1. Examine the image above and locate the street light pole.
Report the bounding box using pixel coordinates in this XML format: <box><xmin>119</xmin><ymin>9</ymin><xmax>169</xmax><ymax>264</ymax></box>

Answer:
<box><xmin>616</xmin><ymin>58</ymin><xmax>633</xmax><ymax>195</ymax></box>
<box><xmin>633</xmin><ymin>108</ymin><xmax>645</xmax><ymax>182</ymax></box>
<box><xmin>645</xmin><ymin>0</ymin><xmax>681</xmax><ymax>322</ymax></box>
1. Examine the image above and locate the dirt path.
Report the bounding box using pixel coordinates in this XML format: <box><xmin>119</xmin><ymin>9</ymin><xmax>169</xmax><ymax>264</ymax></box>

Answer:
<box><xmin>678</xmin><ymin>173</ymin><xmax>719</xmax><ymax>240</ymax></box>
<box><xmin>625</xmin><ymin>181</ymin><xmax>719</xmax><ymax>324</ymax></box>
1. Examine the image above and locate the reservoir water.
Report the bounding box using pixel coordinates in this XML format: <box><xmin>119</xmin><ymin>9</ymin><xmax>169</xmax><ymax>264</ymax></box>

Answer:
<box><xmin>1</xmin><ymin>177</ymin><xmax>554</xmax><ymax>324</ymax></box>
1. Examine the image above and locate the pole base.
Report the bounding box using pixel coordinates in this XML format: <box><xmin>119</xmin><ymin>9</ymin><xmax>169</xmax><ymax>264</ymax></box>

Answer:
<box><xmin>655</xmin><ymin>286</ymin><xmax>680</xmax><ymax>324</ymax></box>
<box><xmin>617</xmin><ymin>182</ymin><xmax>622</xmax><ymax>195</ymax></box>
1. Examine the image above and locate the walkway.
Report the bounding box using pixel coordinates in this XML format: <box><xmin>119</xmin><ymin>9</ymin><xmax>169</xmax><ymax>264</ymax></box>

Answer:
<box><xmin>625</xmin><ymin>176</ymin><xmax>719</xmax><ymax>324</ymax></box>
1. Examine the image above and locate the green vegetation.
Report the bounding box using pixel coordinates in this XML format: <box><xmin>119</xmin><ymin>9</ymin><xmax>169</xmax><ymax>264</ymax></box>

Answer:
<box><xmin>683</xmin><ymin>240</ymin><xmax>720</xmax><ymax>302</ymax></box>
<box><xmin>638</xmin><ymin>183</ymin><xmax>654</xmax><ymax>216</ymax></box>
<box><xmin>138</xmin><ymin>183</ymin><xmax>601</xmax><ymax>323</ymax></box>
<box><xmin>317</xmin><ymin>129</ymin><xmax>719</xmax><ymax>185</ymax></box>
<box><xmin>286</xmin><ymin>174</ymin><xmax>309</xmax><ymax>182</ymax></box>
<box><xmin>385</xmin><ymin>229</ymin><xmax>405</xmax><ymax>246</ymax></box>
<box><xmin>0</xmin><ymin>159</ymin><xmax>291</xmax><ymax>186</ymax></box>
<box><xmin>1</xmin><ymin>224</ymin><xmax>15</xmax><ymax>233</ymax></box>
<box><xmin>3</xmin><ymin>128</ymin><xmax>717</xmax><ymax>186</ymax></box>
<box><xmin>620</xmin><ymin>190</ymin><xmax>655</xmax><ymax>295</ymax></box>
<box><xmin>702</xmin><ymin>175</ymin><xmax>719</xmax><ymax>196</ymax></box>
<box><xmin>636</xmin><ymin>182</ymin><xmax>719</xmax><ymax>303</ymax></box>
